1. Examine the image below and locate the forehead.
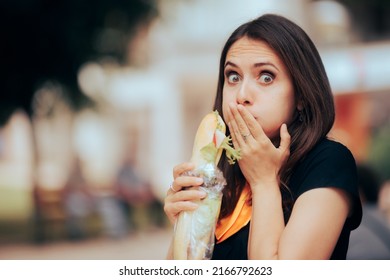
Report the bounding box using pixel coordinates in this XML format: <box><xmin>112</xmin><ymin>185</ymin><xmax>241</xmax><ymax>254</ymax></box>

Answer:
<box><xmin>226</xmin><ymin>37</ymin><xmax>282</xmax><ymax>64</ymax></box>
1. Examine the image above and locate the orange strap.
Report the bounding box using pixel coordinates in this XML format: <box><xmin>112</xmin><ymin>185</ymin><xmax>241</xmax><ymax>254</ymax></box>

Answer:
<box><xmin>215</xmin><ymin>185</ymin><xmax>252</xmax><ymax>243</ymax></box>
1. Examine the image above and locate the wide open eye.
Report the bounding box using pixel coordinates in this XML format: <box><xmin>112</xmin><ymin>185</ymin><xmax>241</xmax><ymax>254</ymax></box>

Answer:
<box><xmin>226</xmin><ymin>72</ymin><xmax>240</xmax><ymax>83</ymax></box>
<box><xmin>259</xmin><ymin>73</ymin><xmax>274</xmax><ymax>84</ymax></box>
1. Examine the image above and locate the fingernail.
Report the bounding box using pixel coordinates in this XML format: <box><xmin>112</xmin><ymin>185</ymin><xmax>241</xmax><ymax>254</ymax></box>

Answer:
<box><xmin>195</xmin><ymin>177</ymin><xmax>203</xmax><ymax>184</ymax></box>
<box><xmin>199</xmin><ymin>191</ymin><xmax>207</xmax><ymax>198</ymax></box>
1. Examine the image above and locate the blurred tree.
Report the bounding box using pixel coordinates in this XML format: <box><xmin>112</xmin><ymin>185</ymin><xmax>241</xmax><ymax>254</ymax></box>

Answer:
<box><xmin>0</xmin><ymin>0</ymin><xmax>157</xmax><ymax>126</ymax></box>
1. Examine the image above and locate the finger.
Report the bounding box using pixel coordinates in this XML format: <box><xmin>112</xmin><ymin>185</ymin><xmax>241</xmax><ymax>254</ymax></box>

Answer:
<box><xmin>279</xmin><ymin>123</ymin><xmax>291</xmax><ymax>152</ymax></box>
<box><xmin>224</xmin><ymin>105</ymin><xmax>238</xmax><ymax>144</ymax></box>
<box><xmin>229</xmin><ymin>103</ymin><xmax>251</xmax><ymax>137</ymax></box>
<box><xmin>171</xmin><ymin>201</ymin><xmax>199</xmax><ymax>212</ymax></box>
<box><xmin>164</xmin><ymin>200</ymin><xmax>199</xmax><ymax>224</ymax></box>
<box><xmin>173</xmin><ymin>162</ymin><xmax>195</xmax><ymax>179</ymax></box>
<box><xmin>228</xmin><ymin>104</ymin><xmax>252</xmax><ymax>145</ymax></box>
<box><xmin>237</xmin><ymin>104</ymin><xmax>265</xmax><ymax>140</ymax></box>
<box><xmin>169</xmin><ymin>176</ymin><xmax>203</xmax><ymax>193</ymax></box>
<box><xmin>164</xmin><ymin>188</ymin><xmax>207</xmax><ymax>224</ymax></box>
<box><xmin>170</xmin><ymin>187</ymin><xmax>207</xmax><ymax>203</ymax></box>
<box><xmin>229</xmin><ymin>117</ymin><xmax>246</xmax><ymax>148</ymax></box>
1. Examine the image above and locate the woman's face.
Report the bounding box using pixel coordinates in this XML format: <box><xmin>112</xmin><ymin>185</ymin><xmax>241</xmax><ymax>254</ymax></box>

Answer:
<box><xmin>222</xmin><ymin>37</ymin><xmax>297</xmax><ymax>140</ymax></box>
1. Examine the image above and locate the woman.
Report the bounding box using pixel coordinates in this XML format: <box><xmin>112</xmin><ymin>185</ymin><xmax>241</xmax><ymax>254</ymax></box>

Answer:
<box><xmin>164</xmin><ymin>14</ymin><xmax>362</xmax><ymax>259</ymax></box>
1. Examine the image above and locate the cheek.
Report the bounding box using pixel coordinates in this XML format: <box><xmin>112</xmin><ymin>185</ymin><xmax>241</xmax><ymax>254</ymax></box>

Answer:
<box><xmin>259</xmin><ymin>119</ymin><xmax>280</xmax><ymax>139</ymax></box>
<box><xmin>256</xmin><ymin>98</ymin><xmax>295</xmax><ymax>138</ymax></box>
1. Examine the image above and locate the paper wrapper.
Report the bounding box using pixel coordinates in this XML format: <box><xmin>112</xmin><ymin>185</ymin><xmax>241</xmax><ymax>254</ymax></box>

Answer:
<box><xmin>173</xmin><ymin>163</ymin><xmax>226</xmax><ymax>260</ymax></box>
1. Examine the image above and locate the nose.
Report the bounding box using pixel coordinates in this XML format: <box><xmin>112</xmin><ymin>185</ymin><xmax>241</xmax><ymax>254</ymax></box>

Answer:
<box><xmin>236</xmin><ymin>80</ymin><xmax>253</xmax><ymax>105</ymax></box>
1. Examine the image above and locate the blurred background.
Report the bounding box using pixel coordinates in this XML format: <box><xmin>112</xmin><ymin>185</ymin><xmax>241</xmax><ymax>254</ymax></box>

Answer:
<box><xmin>0</xmin><ymin>0</ymin><xmax>390</xmax><ymax>259</ymax></box>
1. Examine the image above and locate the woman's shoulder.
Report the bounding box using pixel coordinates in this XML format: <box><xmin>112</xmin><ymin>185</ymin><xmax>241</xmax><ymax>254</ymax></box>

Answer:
<box><xmin>297</xmin><ymin>138</ymin><xmax>356</xmax><ymax>172</ymax></box>
<box><xmin>290</xmin><ymin>137</ymin><xmax>362</xmax><ymax>230</ymax></box>
<box><xmin>308</xmin><ymin>138</ymin><xmax>354</xmax><ymax>159</ymax></box>
<box><xmin>290</xmin><ymin>137</ymin><xmax>358</xmax><ymax>195</ymax></box>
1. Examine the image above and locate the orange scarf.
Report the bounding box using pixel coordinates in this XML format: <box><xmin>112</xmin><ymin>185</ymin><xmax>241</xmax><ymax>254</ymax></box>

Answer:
<box><xmin>215</xmin><ymin>185</ymin><xmax>252</xmax><ymax>243</ymax></box>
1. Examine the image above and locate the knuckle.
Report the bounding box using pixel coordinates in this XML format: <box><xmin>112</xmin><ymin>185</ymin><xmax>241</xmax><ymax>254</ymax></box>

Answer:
<box><xmin>240</xmin><ymin>146</ymin><xmax>249</xmax><ymax>156</ymax></box>
<box><xmin>173</xmin><ymin>166</ymin><xmax>180</xmax><ymax>177</ymax></box>
<box><xmin>259</xmin><ymin>138</ymin><xmax>269</xmax><ymax>146</ymax></box>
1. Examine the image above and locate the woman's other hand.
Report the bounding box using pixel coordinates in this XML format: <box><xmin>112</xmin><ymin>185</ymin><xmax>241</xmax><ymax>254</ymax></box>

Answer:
<box><xmin>164</xmin><ymin>162</ymin><xmax>206</xmax><ymax>224</ymax></box>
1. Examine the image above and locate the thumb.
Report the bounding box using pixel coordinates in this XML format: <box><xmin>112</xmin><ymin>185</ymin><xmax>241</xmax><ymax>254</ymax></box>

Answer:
<box><xmin>279</xmin><ymin>123</ymin><xmax>291</xmax><ymax>152</ymax></box>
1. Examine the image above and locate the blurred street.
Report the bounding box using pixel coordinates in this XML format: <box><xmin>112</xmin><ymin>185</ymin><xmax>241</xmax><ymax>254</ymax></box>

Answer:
<box><xmin>0</xmin><ymin>228</ymin><xmax>171</xmax><ymax>260</ymax></box>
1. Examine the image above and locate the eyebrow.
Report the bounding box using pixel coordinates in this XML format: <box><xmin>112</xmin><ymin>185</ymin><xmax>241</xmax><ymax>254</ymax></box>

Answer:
<box><xmin>224</xmin><ymin>61</ymin><xmax>279</xmax><ymax>71</ymax></box>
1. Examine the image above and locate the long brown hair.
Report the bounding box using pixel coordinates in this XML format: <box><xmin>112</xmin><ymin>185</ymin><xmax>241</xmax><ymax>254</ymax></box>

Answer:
<box><xmin>213</xmin><ymin>14</ymin><xmax>335</xmax><ymax>220</ymax></box>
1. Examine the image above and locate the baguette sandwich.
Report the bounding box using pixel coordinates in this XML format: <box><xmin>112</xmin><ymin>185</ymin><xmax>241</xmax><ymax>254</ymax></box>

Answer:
<box><xmin>173</xmin><ymin>110</ymin><xmax>240</xmax><ymax>259</ymax></box>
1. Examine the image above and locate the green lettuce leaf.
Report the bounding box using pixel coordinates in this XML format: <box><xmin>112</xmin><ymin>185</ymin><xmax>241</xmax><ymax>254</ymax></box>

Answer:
<box><xmin>199</xmin><ymin>136</ymin><xmax>241</xmax><ymax>165</ymax></box>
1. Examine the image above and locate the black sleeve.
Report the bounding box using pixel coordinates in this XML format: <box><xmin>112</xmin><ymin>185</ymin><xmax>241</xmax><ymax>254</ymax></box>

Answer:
<box><xmin>290</xmin><ymin>139</ymin><xmax>362</xmax><ymax>230</ymax></box>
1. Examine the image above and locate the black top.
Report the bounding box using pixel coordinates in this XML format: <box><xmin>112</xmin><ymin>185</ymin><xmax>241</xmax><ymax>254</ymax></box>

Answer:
<box><xmin>212</xmin><ymin>138</ymin><xmax>362</xmax><ymax>260</ymax></box>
